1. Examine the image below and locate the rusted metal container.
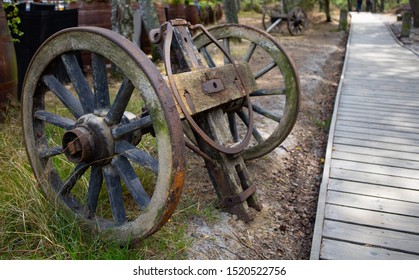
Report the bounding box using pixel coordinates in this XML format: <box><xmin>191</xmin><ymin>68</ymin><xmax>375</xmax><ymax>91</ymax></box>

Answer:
<box><xmin>0</xmin><ymin>1</ymin><xmax>18</xmax><ymax>112</ymax></box>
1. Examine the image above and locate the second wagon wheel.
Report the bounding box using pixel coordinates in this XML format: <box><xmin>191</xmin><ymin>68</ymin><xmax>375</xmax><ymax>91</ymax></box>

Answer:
<box><xmin>21</xmin><ymin>27</ymin><xmax>185</xmax><ymax>243</ymax></box>
<box><xmin>194</xmin><ymin>24</ymin><xmax>300</xmax><ymax>161</ymax></box>
<box><xmin>287</xmin><ymin>7</ymin><xmax>309</xmax><ymax>36</ymax></box>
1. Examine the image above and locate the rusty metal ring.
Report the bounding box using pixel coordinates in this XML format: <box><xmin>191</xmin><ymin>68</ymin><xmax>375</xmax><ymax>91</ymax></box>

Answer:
<box><xmin>164</xmin><ymin>22</ymin><xmax>254</xmax><ymax>155</ymax></box>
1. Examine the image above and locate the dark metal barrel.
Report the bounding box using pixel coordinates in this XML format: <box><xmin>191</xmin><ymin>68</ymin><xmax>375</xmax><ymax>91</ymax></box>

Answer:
<box><xmin>0</xmin><ymin>2</ymin><xmax>18</xmax><ymax>112</ymax></box>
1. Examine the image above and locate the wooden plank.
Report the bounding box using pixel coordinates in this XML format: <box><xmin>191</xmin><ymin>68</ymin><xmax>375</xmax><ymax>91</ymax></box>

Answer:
<box><xmin>347</xmin><ymin>51</ymin><xmax>413</xmax><ymax>59</ymax></box>
<box><xmin>346</xmin><ymin>61</ymin><xmax>419</xmax><ymax>68</ymax></box>
<box><xmin>327</xmin><ymin>190</ymin><xmax>419</xmax><ymax>216</ymax></box>
<box><xmin>323</xmin><ymin>220</ymin><xmax>419</xmax><ymax>255</ymax></box>
<box><xmin>330</xmin><ymin>168</ymin><xmax>419</xmax><ymax>190</ymax></box>
<box><xmin>337</xmin><ymin>114</ymin><xmax>419</xmax><ymax>128</ymax></box>
<box><xmin>337</xmin><ymin>119</ymin><xmax>419</xmax><ymax>134</ymax></box>
<box><xmin>339</xmin><ymin>101</ymin><xmax>419</xmax><ymax>115</ymax></box>
<box><xmin>320</xmin><ymin>239</ymin><xmax>418</xmax><ymax>260</ymax></box>
<box><xmin>334</xmin><ymin>124</ymin><xmax>419</xmax><ymax>141</ymax></box>
<box><xmin>339</xmin><ymin>102</ymin><xmax>419</xmax><ymax>115</ymax></box>
<box><xmin>341</xmin><ymin>88</ymin><xmax>419</xmax><ymax>98</ymax></box>
<box><xmin>342</xmin><ymin>94</ymin><xmax>419</xmax><ymax>102</ymax></box>
<box><xmin>334</xmin><ymin>130</ymin><xmax>419</xmax><ymax>147</ymax></box>
<box><xmin>328</xmin><ymin>179</ymin><xmax>419</xmax><ymax>204</ymax></box>
<box><xmin>345</xmin><ymin>64</ymin><xmax>419</xmax><ymax>74</ymax></box>
<box><xmin>345</xmin><ymin>72</ymin><xmax>417</xmax><ymax>80</ymax></box>
<box><xmin>347</xmin><ymin>52</ymin><xmax>418</xmax><ymax>59</ymax></box>
<box><xmin>342</xmin><ymin>76</ymin><xmax>419</xmax><ymax>85</ymax></box>
<box><xmin>325</xmin><ymin>204</ymin><xmax>419</xmax><ymax>233</ymax></box>
<box><xmin>332</xmin><ymin>151</ymin><xmax>419</xmax><ymax>170</ymax></box>
<box><xmin>345</xmin><ymin>72</ymin><xmax>419</xmax><ymax>80</ymax></box>
<box><xmin>340</xmin><ymin>96</ymin><xmax>419</xmax><ymax>109</ymax></box>
<box><xmin>331</xmin><ymin>159</ymin><xmax>419</xmax><ymax>180</ymax></box>
<box><xmin>333</xmin><ymin>143</ymin><xmax>419</xmax><ymax>161</ymax></box>
<box><xmin>341</xmin><ymin>83</ymin><xmax>419</xmax><ymax>92</ymax></box>
<box><xmin>342</xmin><ymin>83</ymin><xmax>419</xmax><ymax>93</ymax></box>
<box><xmin>334</xmin><ymin>137</ymin><xmax>419</xmax><ymax>154</ymax></box>
<box><xmin>338</xmin><ymin>106</ymin><xmax>419</xmax><ymax>119</ymax></box>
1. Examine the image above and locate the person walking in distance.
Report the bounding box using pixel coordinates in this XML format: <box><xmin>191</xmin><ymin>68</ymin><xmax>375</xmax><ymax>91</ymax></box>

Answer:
<box><xmin>357</xmin><ymin>0</ymin><xmax>362</xmax><ymax>12</ymax></box>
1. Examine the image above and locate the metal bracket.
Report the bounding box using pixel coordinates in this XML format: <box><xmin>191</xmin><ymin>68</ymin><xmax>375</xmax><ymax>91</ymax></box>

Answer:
<box><xmin>222</xmin><ymin>185</ymin><xmax>256</xmax><ymax>208</ymax></box>
<box><xmin>203</xmin><ymin>79</ymin><xmax>225</xmax><ymax>94</ymax></box>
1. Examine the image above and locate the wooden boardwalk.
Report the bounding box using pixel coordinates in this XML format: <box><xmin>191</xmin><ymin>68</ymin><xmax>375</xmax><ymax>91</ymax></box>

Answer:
<box><xmin>310</xmin><ymin>12</ymin><xmax>419</xmax><ymax>259</ymax></box>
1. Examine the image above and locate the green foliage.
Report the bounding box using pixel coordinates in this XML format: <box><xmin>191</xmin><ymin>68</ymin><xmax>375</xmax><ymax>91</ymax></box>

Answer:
<box><xmin>3</xmin><ymin>3</ymin><xmax>23</xmax><ymax>43</ymax></box>
<box><xmin>331</xmin><ymin>0</ymin><xmax>410</xmax><ymax>11</ymax></box>
<box><xmin>242</xmin><ymin>0</ymin><xmax>263</xmax><ymax>13</ymax></box>
<box><xmin>242</xmin><ymin>0</ymin><xmax>316</xmax><ymax>13</ymax></box>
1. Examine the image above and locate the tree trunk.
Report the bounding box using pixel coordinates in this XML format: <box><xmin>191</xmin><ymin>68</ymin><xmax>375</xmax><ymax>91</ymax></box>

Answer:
<box><xmin>380</xmin><ymin>0</ymin><xmax>384</xmax><ymax>12</ymax></box>
<box><xmin>138</xmin><ymin>0</ymin><xmax>160</xmax><ymax>37</ymax></box>
<box><xmin>111</xmin><ymin>0</ymin><xmax>133</xmax><ymax>40</ymax></box>
<box><xmin>325</xmin><ymin>0</ymin><xmax>331</xmax><ymax>22</ymax></box>
<box><xmin>224</xmin><ymin>0</ymin><xmax>239</xmax><ymax>23</ymax></box>
<box><xmin>347</xmin><ymin>0</ymin><xmax>353</xmax><ymax>11</ymax></box>
<box><xmin>411</xmin><ymin>0</ymin><xmax>419</xmax><ymax>27</ymax></box>
<box><xmin>138</xmin><ymin>0</ymin><xmax>161</xmax><ymax>59</ymax></box>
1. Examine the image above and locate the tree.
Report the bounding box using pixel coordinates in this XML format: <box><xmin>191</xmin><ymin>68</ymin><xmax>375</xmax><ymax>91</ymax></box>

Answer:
<box><xmin>325</xmin><ymin>0</ymin><xmax>331</xmax><ymax>22</ymax></box>
<box><xmin>411</xmin><ymin>0</ymin><xmax>419</xmax><ymax>27</ymax></box>
<box><xmin>138</xmin><ymin>0</ymin><xmax>162</xmax><ymax>59</ymax></box>
<box><xmin>111</xmin><ymin>0</ymin><xmax>133</xmax><ymax>40</ymax></box>
<box><xmin>224</xmin><ymin>0</ymin><xmax>239</xmax><ymax>23</ymax></box>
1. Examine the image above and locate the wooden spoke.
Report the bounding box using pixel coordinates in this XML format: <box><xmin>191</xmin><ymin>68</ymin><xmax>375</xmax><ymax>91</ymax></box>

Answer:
<box><xmin>254</xmin><ymin>61</ymin><xmax>277</xmax><ymax>80</ymax></box>
<box><xmin>112</xmin><ymin>156</ymin><xmax>151</xmax><ymax>210</ymax></box>
<box><xmin>115</xmin><ymin>140</ymin><xmax>158</xmax><ymax>174</ymax></box>
<box><xmin>58</xmin><ymin>163</ymin><xmax>90</xmax><ymax>196</ymax></box>
<box><xmin>34</xmin><ymin>110</ymin><xmax>75</xmax><ymax>130</ymax></box>
<box><xmin>248</xmin><ymin>103</ymin><xmax>282</xmax><ymax>122</ymax></box>
<box><xmin>199</xmin><ymin>47</ymin><xmax>217</xmax><ymax>68</ymax></box>
<box><xmin>61</xmin><ymin>53</ymin><xmax>95</xmax><ymax>113</ymax></box>
<box><xmin>112</xmin><ymin>115</ymin><xmax>152</xmax><ymax>139</ymax></box>
<box><xmin>105</xmin><ymin>79</ymin><xmax>135</xmax><ymax>126</ymax></box>
<box><xmin>42</xmin><ymin>75</ymin><xmax>84</xmax><ymax>118</ymax></box>
<box><xmin>243</xmin><ymin>42</ymin><xmax>257</xmax><ymax>63</ymax></box>
<box><xmin>103</xmin><ymin>165</ymin><xmax>126</xmax><ymax>225</ymax></box>
<box><xmin>86</xmin><ymin>166</ymin><xmax>103</xmax><ymax>219</ymax></box>
<box><xmin>250</xmin><ymin>88</ymin><xmax>286</xmax><ymax>96</ymax></box>
<box><xmin>39</xmin><ymin>146</ymin><xmax>63</xmax><ymax>158</ymax></box>
<box><xmin>236</xmin><ymin>109</ymin><xmax>264</xmax><ymax>144</ymax></box>
<box><xmin>92</xmin><ymin>53</ymin><xmax>110</xmax><ymax>110</ymax></box>
<box><xmin>223</xmin><ymin>38</ymin><xmax>230</xmax><ymax>65</ymax></box>
<box><xmin>228</xmin><ymin>112</ymin><xmax>239</xmax><ymax>142</ymax></box>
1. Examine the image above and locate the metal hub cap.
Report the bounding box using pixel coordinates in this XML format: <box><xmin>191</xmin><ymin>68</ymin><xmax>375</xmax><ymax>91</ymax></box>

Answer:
<box><xmin>62</xmin><ymin>114</ymin><xmax>114</xmax><ymax>165</ymax></box>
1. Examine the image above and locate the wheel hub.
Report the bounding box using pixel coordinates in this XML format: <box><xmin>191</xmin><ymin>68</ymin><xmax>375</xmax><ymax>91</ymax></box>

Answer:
<box><xmin>62</xmin><ymin>114</ymin><xmax>114</xmax><ymax>165</ymax></box>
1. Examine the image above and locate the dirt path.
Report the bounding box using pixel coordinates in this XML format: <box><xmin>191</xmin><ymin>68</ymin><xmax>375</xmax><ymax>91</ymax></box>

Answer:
<box><xmin>183</xmin><ymin>11</ymin><xmax>347</xmax><ymax>260</ymax></box>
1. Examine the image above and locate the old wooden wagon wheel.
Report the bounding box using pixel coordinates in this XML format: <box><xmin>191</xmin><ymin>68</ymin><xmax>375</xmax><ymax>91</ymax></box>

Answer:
<box><xmin>194</xmin><ymin>24</ymin><xmax>300</xmax><ymax>160</ymax></box>
<box><xmin>287</xmin><ymin>7</ymin><xmax>309</xmax><ymax>36</ymax></box>
<box><xmin>21</xmin><ymin>27</ymin><xmax>185</xmax><ymax>243</ymax></box>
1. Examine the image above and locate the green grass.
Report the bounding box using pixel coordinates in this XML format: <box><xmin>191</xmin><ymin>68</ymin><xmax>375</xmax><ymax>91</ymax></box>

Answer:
<box><xmin>0</xmin><ymin>105</ymin><xmax>219</xmax><ymax>260</ymax></box>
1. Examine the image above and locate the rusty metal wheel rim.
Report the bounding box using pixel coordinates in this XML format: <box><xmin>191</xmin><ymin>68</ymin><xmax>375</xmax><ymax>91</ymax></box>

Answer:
<box><xmin>164</xmin><ymin>21</ymin><xmax>254</xmax><ymax>155</ymax></box>
<box><xmin>194</xmin><ymin>24</ymin><xmax>301</xmax><ymax>161</ymax></box>
<box><xmin>21</xmin><ymin>27</ymin><xmax>185</xmax><ymax>243</ymax></box>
